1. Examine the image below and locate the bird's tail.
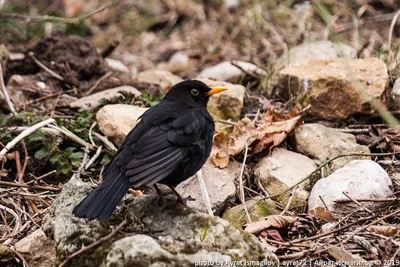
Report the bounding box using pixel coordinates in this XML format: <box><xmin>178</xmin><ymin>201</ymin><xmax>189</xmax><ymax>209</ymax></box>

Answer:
<box><xmin>73</xmin><ymin>166</ymin><xmax>129</xmax><ymax>221</ymax></box>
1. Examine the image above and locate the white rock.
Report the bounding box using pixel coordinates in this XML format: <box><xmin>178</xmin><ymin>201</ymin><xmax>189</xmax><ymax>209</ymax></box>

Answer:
<box><xmin>14</xmin><ymin>228</ymin><xmax>56</xmax><ymax>267</ymax></box>
<box><xmin>136</xmin><ymin>69</ymin><xmax>183</xmax><ymax>92</ymax></box>
<box><xmin>96</xmin><ymin>104</ymin><xmax>148</xmax><ymax>145</ymax></box>
<box><xmin>70</xmin><ymin>86</ymin><xmax>141</xmax><ymax>109</ymax></box>
<box><xmin>225</xmin><ymin>0</ymin><xmax>240</xmax><ymax>9</ymax></box>
<box><xmin>308</xmin><ymin>160</ymin><xmax>393</xmax><ymax>216</ymax></box>
<box><xmin>196</xmin><ymin>78</ymin><xmax>245</xmax><ymax>123</ymax></box>
<box><xmin>294</xmin><ymin>124</ymin><xmax>370</xmax><ymax>173</ymax></box>
<box><xmin>255</xmin><ymin>148</ymin><xmax>317</xmax><ymax>207</ymax></box>
<box><xmin>176</xmin><ymin>160</ymin><xmax>236</xmax><ymax>214</ymax></box>
<box><xmin>169</xmin><ymin>52</ymin><xmax>189</xmax><ymax>65</ymax></box>
<box><xmin>198</xmin><ymin>61</ymin><xmax>266</xmax><ymax>81</ymax></box>
<box><xmin>105</xmin><ymin>58</ymin><xmax>130</xmax><ymax>73</ymax></box>
<box><xmin>389</xmin><ymin>78</ymin><xmax>400</xmax><ymax>109</ymax></box>
<box><xmin>280</xmin><ymin>41</ymin><xmax>356</xmax><ymax>68</ymax></box>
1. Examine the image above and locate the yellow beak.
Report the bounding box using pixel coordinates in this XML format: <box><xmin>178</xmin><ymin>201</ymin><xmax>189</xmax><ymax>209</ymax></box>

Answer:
<box><xmin>205</xmin><ymin>87</ymin><xmax>227</xmax><ymax>96</ymax></box>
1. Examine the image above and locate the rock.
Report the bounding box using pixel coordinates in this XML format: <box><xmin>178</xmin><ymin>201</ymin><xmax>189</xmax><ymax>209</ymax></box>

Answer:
<box><xmin>294</xmin><ymin>124</ymin><xmax>370</xmax><ymax>173</ymax></box>
<box><xmin>278</xmin><ymin>58</ymin><xmax>389</xmax><ymax>119</ymax></box>
<box><xmin>197</xmin><ymin>78</ymin><xmax>245</xmax><ymax>124</ymax></box>
<box><xmin>198</xmin><ymin>61</ymin><xmax>266</xmax><ymax>82</ymax></box>
<box><xmin>279</xmin><ymin>41</ymin><xmax>356</xmax><ymax>68</ymax></box>
<box><xmin>254</xmin><ymin>148</ymin><xmax>317</xmax><ymax>208</ymax></box>
<box><xmin>96</xmin><ymin>104</ymin><xmax>148</xmax><ymax>145</ymax></box>
<box><xmin>169</xmin><ymin>51</ymin><xmax>189</xmax><ymax>65</ymax></box>
<box><xmin>225</xmin><ymin>0</ymin><xmax>240</xmax><ymax>9</ymax></box>
<box><xmin>42</xmin><ymin>176</ymin><xmax>107</xmax><ymax>262</ymax></box>
<box><xmin>14</xmin><ymin>229</ymin><xmax>56</xmax><ymax>267</ymax></box>
<box><xmin>136</xmin><ymin>69</ymin><xmax>183</xmax><ymax>93</ymax></box>
<box><xmin>70</xmin><ymin>86</ymin><xmax>141</xmax><ymax>109</ymax></box>
<box><xmin>176</xmin><ymin>160</ymin><xmax>237</xmax><ymax>214</ymax></box>
<box><xmin>117</xmin><ymin>54</ymin><xmax>155</xmax><ymax>76</ymax></box>
<box><xmin>6</xmin><ymin>75</ymin><xmax>48</xmax><ymax>107</ymax></box>
<box><xmin>308</xmin><ymin>160</ymin><xmax>393</xmax><ymax>218</ymax></box>
<box><xmin>222</xmin><ymin>196</ymin><xmax>277</xmax><ymax>228</ymax></box>
<box><xmin>45</xmin><ymin>179</ymin><xmax>278</xmax><ymax>266</ymax></box>
<box><xmin>105</xmin><ymin>58</ymin><xmax>130</xmax><ymax>73</ymax></box>
<box><xmin>388</xmin><ymin>78</ymin><xmax>400</xmax><ymax>109</ymax></box>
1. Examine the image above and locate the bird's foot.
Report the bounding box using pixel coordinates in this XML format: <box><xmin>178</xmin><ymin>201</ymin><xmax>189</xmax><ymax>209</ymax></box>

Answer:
<box><xmin>167</xmin><ymin>185</ymin><xmax>194</xmax><ymax>206</ymax></box>
<box><xmin>154</xmin><ymin>184</ymin><xmax>166</xmax><ymax>208</ymax></box>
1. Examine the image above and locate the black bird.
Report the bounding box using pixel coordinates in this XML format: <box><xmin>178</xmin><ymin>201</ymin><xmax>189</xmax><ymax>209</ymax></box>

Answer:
<box><xmin>73</xmin><ymin>80</ymin><xmax>227</xmax><ymax>220</ymax></box>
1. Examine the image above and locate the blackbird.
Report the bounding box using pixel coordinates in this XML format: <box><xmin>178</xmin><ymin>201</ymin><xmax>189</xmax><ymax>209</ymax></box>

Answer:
<box><xmin>73</xmin><ymin>80</ymin><xmax>227</xmax><ymax>220</ymax></box>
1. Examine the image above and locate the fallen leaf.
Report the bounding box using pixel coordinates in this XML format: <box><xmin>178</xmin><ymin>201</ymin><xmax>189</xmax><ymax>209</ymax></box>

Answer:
<box><xmin>366</xmin><ymin>225</ymin><xmax>399</xmax><ymax>237</ymax></box>
<box><xmin>308</xmin><ymin>207</ymin><xmax>335</xmax><ymax>221</ymax></box>
<box><xmin>244</xmin><ymin>215</ymin><xmax>298</xmax><ymax>234</ymax></box>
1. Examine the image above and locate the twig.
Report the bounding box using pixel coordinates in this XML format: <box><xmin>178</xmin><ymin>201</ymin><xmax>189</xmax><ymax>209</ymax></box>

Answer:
<box><xmin>28</xmin><ymin>52</ymin><xmax>64</xmax><ymax>81</ymax></box>
<box><xmin>58</xmin><ymin>220</ymin><xmax>126</xmax><ymax>267</ymax></box>
<box><xmin>0</xmin><ymin>0</ymin><xmax>121</xmax><ymax>25</ymax></box>
<box><xmin>77</xmin><ymin>145</ymin><xmax>90</xmax><ymax>175</ymax></box>
<box><xmin>238</xmin><ymin>141</ymin><xmax>251</xmax><ymax>223</ymax></box>
<box><xmin>84</xmin><ymin>71</ymin><xmax>113</xmax><ymax>96</ymax></box>
<box><xmin>0</xmin><ymin>180</ymin><xmax>61</xmax><ymax>191</ymax></box>
<box><xmin>377</xmin><ymin>160</ymin><xmax>400</xmax><ymax>166</ymax></box>
<box><xmin>93</xmin><ymin>132</ymin><xmax>117</xmax><ymax>152</ymax></box>
<box><xmin>85</xmin><ymin>145</ymin><xmax>103</xmax><ymax>170</ymax></box>
<box><xmin>88</xmin><ymin>122</ymin><xmax>97</xmax><ymax>147</ymax></box>
<box><xmin>388</xmin><ymin>9</ymin><xmax>400</xmax><ymax>60</ymax></box>
<box><xmin>0</xmin><ymin>204</ymin><xmax>21</xmax><ymax>238</ymax></box>
<box><xmin>334</xmin><ymin>197</ymin><xmax>397</xmax><ymax>203</ymax></box>
<box><xmin>343</xmin><ymin>208</ymin><xmax>400</xmax><ymax>244</ymax></box>
<box><xmin>9</xmin><ymin>247</ymin><xmax>30</xmax><ymax>267</ymax></box>
<box><xmin>101</xmin><ymin>40</ymin><xmax>120</xmax><ymax>58</ymax></box>
<box><xmin>342</xmin><ymin>191</ymin><xmax>374</xmax><ymax>214</ymax></box>
<box><xmin>0</xmin><ymin>118</ymin><xmax>55</xmax><ymax>160</ymax></box>
<box><xmin>48</xmin><ymin>124</ymin><xmax>96</xmax><ymax>151</ymax></box>
<box><xmin>196</xmin><ymin>169</ymin><xmax>213</xmax><ymax>216</ymax></box>
<box><xmin>20</xmin><ymin>88</ymin><xmax>77</xmax><ymax>107</ymax></box>
<box><xmin>231</xmin><ymin>60</ymin><xmax>260</xmax><ymax>79</ymax></box>
<box><xmin>217</xmin><ymin>119</ymin><xmax>236</xmax><ymax>126</ymax></box>
<box><xmin>0</xmin><ymin>63</ymin><xmax>17</xmax><ymax>114</ymax></box>
<box><xmin>280</xmin><ymin>188</ymin><xmax>294</xmax><ymax>216</ymax></box>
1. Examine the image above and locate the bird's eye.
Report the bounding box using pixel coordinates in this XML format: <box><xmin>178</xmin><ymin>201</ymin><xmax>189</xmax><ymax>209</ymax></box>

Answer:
<box><xmin>191</xmin><ymin>89</ymin><xmax>199</xmax><ymax>96</ymax></box>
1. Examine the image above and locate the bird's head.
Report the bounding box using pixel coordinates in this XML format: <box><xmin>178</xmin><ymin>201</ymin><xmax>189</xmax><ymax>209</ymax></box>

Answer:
<box><xmin>164</xmin><ymin>80</ymin><xmax>227</xmax><ymax>108</ymax></box>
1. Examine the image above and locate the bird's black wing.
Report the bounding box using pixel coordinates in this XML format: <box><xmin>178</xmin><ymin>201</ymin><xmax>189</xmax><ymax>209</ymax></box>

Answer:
<box><xmin>117</xmin><ymin>107</ymin><xmax>209</xmax><ymax>188</ymax></box>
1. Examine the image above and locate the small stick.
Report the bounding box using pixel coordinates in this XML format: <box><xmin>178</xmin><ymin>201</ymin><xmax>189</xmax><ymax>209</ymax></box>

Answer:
<box><xmin>342</xmin><ymin>191</ymin><xmax>374</xmax><ymax>214</ymax></box>
<box><xmin>88</xmin><ymin>122</ymin><xmax>97</xmax><ymax>146</ymax></box>
<box><xmin>18</xmin><ymin>140</ymin><xmax>29</xmax><ymax>184</ymax></box>
<box><xmin>9</xmin><ymin>247</ymin><xmax>30</xmax><ymax>267</ymax></box>
<box><xmin>77</xmin><ymin>145</ymin><xmax>90</xmax><ymax>175</ymax></box>
<box><xmin>101</xmin><ymin>40</ymin><xmax>120</xmax><ymax>58</ymax></box>
<box><xmin>335</xmin><ymin>197</ymin><xmax>397</xmax><ymax>203</ymax></box>
<box><xmin>0</xmin><ymin>180</ymin><xmax>61</xmax><ymax>191</ymax></box>
<box><xmin>230</xmin><ymin>60</ymin><xmax>260</xmax><ymax>79</ymax></box>
<box><xmin>196</xmin><ymin>169</ymin><xmax>213</xmax><ymax>216</ymax></box>
<box><xmin>217</xmin><ymin>119</ymin><xmax>236</xmax><ymax>126</ymax></box>
<box><xmin>28</xmin><ymin>52</ymin><xmax>64</xmax><ymax>81</ymax></box>
<box><xmin>85</xmin><ymin>145</ymin><xmax>103</xmax><ymax>170</ymax></box>
<box><xmin>93</xmin><ymin>132</ymin><xmax>117</xmax><ymax>152</ymax></box>
<box><xmin>280</xmin><ymin>188</ymin><xmax>295</xmax><ymax>216</ymax></box>
<box><xmin>0</xmin><ymin>63</ymin><xmax>17</xmax><ymax>114</ymax></box>
<box><xmin>48</xmin><ymin>124</ymin><xmax>96</xmax><ymax>151</ymax></box>
<box><xmin>388</xmin><ymin>9</ymin><xmax>400</xmax><ymax>59</ymax></box>
<box><xmin>238</xmin><ymin>141</ymin><xmax>251</xmax><ymax>223</ymax></box>
<box><xmin>20</xmin><ymin>88</ymin><xmax>76</xmax><ymax>107</ymax></box>
<box><xmin>85</xmin><ymin>71</ymin><xmax>113</xmax><ymax>96</ymax></box>
<box><xmin>343</xmin><ymin>208</ymin><xmax>400</xmax><ymax>244</ymax></box>
<box><xmin>58</xmin><ymin>220</ymin><xmax>126</xmax><ymax>267</ymax></box>
<box><xmin>0</xmin><ymin>118</ymin><xmax>55</xmax><ymax>160</ymax></box>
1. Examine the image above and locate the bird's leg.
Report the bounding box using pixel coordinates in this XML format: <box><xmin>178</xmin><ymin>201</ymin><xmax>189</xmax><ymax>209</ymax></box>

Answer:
<box><xmin>154</xmin><ymin>184</ymin><xmax>165</xmax><ymax>207</ymax></box>
<box><xmin>167</xmin><ymin>185</ymin><xmax>186</xmax><ymax>205</ymax></box>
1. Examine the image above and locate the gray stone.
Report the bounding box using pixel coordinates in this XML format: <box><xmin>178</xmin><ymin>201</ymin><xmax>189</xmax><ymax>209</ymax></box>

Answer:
<box><xmin>254</xmin><ymin>148</ymin><xmax>317</xmax><ymax>208</ymax></box>
<box><xmin>294</xmin><ymin>124</ymin><xmax>370</xmax><ymax>173</ymax></box>
<box><xmin>278</xmin><ymin>58</ymin><xmax>389</xmax><ymax>119</ymax></box>
<box><xmin>280</xmin><ymin>41</ymin><xmax>356</xmax><ymax>68</ymax></box>
<box><xmin>136</xmin><ymin>69</ymin><xmax>183</xmax><ymax>93</ymax></box>
<box><xmin>14</xmin><ymin>229</ymin><xmax>56</xmax><ymax>267</ymax></box>
<box><xmin>70</xmin><ymin>86</ymin><xmax>141</xmax><ymax>109</ymax></box>
<box><xmin>176</xmin><ymin>160</ymin><xmax>236</xmax><ymax>214</ymax></box>
<box><xmin>308</xmin><ymin>160</ymin><xmax>393</xmax><ymax>218</ymax></box>
<box><xmin>105</xmin><ymin>58</ymin><xmax>130</xmax><ymax>73</ymax></box>
<box><xmin>96</xmin><ymin>104</ymin><xmax>148</xmax><ymax>145</ymax></box>
<box><xmin>42</xmin><ymin>176</ymin><xmax>107</xmax><ymax>261</ymax></box>
<box><xmin>198</xmin><ymin>61</ymin><xmax>266</xmax><ymax>82</ymax></box>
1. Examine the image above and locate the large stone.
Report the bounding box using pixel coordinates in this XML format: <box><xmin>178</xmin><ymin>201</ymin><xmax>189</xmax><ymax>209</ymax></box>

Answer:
<box><xmin>176</xmin><ymin>160</ymin><xmax>237</xmax><ymax>214</ymax></box>
<box><xmin>14</xmin><ymin>229</ymin><xmax>56</xmax><ymax>267</ymax></box>
<box><xmin>294</xmin><ymin>124</ymin><xmax>370</xmax><ymax>174</ymax></box>
<box><xmin>308</xmin><ymin>160</ymin><xmax>393</xmax><ymax>218</ymax></box>
<box><xmin>278</xmin><ymin>58</ymin><xmax>389</xmax><ymax>119</ymax></box>
<box><xmin>222</xmin><ymin>196</ymin><xmax>278</xmax><ymax>228</ymax></box>
<box><xmin>136</xmin><ymin>69</ymin><xmax>183</xmax><ymax>93</ymax></box>
<box><xmin>70</xmin><ymin>86</ymin><xmax>141</xmax><ymax>109</ymax></box>
<box><xmin>198</xmin><ymin>61</ymin><xmax>266</xmax><ymax>82</ymax></box>
<box><xmin>105</xmin><ymin>58</ymin><xmax>130</xmax><ymax>73</ymax></box>
<box><xmin>197</xmin><ymin>78</ymin><xmax>245</xmax><ymax>123</ymax></box>
<box><xmin>254</xmin><ymin>148</ymin><xmax>317</xmax><ymax>208</ymax></box>
<box><xmin>96</xmin><ymin>104</ymin><xmax>148</xmax><ymax>145</ymax></box>
<box><xmin>279</xmin><ymin>41</ymin><xmax>356</xmax><ymax>68</ymax></box>
<box><xmin>42</xmin><ymin>176</ymin><xmax>107</xmax><ymax>262</ymax></box>
<box><xmin>44</xmin><ymin>179</ymin><xmax>278</xmax><ymax>266</ymax></box>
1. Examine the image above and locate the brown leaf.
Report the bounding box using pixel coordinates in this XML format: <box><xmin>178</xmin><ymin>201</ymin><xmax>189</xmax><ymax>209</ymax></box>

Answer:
<box><xmin>244</xmin><ymin>215</ymin><xmax>298</xmax><ymax>234</ymax></box>
<box><xmin>366</xmin><ymin>225</ymin><xmax>399</xmax><ymax>237</ymax></box>
<box><xmin>308</xmin><ymin>207</ymin><xmax>335</xmax><ymax>221</ymax></box>
<box><xmin>211</xmin><ymin>132</ymin><xmax>230</xmax><ymax>168</ymax></box>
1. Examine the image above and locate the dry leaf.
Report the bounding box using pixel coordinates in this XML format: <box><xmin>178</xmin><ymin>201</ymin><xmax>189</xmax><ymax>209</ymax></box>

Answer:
<box><xmin>366</xmin><ymin>225</ymin><xmax>399</xmax><ymax>237</ymax></box>
<box><xmin>211</xmin><ymin>132</ymin><xmax>230</xmax><ymax>168</ymax></box>
<box><xmin>308</xmin><ymin>207</ymin><xmax>335</xmax><ymax>221</ymax></box>
<box><xmin>244</xmin><ymin>215</ymin><xmax>298</xmax><ymax>234</ymax></box>
<box><xmin>327</xmin><ymin>246</ymin><xmax>369</xmax><ymax>267</ymax></box>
